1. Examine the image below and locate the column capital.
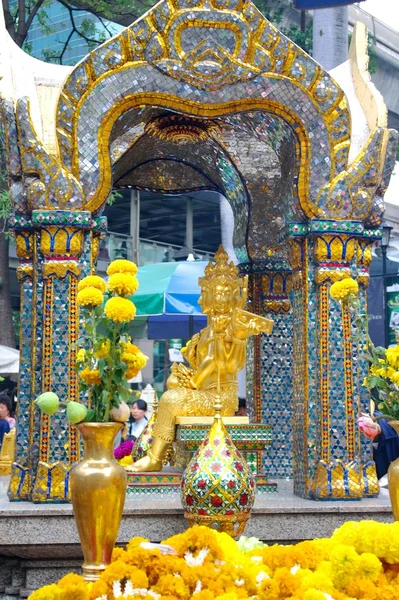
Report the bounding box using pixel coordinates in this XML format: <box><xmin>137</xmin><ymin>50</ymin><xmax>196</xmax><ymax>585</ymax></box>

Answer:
<box><xmin>283</xmin><ymin>220</ymin><xmax>382</xmax><ymax>241</ymax></box>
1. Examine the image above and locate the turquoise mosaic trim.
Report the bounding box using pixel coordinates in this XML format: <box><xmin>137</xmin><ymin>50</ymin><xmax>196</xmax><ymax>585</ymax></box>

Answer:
<box><xmin>284</xmin><ymin>221</ymin><xmax>381</xmax><ymax>241</ymax></box>
<box><xmin>176</xmin><ymin>424</ymin><xmax>272</xmax><ymax>451</ymax></box>
<box><xmin>363</xmin><ymin>227</ymin><xmax>382</xmax><ymax>240</ymax></box>
<box><xmin>92</xmin><ymin>216</ymin><xmax>108</xmax><ymax>232</ymax></box>
<box><xmin>238</xmin><ymin>261</ymin><xmax>291</xmax><ymax>274</ymax></box>
<box><xmin>8</xmin><ymin>214</ymin><xmax>32</xmax><ymax>229</ymax></box>
<box><xmin>32</xmin><ymin>210</ymin><xmax>92</xmax><ymax>228</ymax></box>
<box><xmin>309</xmin><ymin>220</ymin><xmax>364</xmax><ymax>234</ymax></box>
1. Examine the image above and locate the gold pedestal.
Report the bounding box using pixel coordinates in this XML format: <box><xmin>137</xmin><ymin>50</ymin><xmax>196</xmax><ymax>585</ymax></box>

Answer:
<box><xmin>175</xmin><ymin>416</ymin><xmax>249</xmax><ymax>425</ymax></box>
<box><xmin>0</xmin><ymin>429</ymin><xmax>16</xmax><ymax>476</ymax></box>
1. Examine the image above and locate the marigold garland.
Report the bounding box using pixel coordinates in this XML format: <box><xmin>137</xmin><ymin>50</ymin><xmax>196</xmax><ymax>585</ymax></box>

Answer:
<box><xmin>28</xmin><ymin>521</ymin><xmax>399</xmax><ymax>600</ymax></box>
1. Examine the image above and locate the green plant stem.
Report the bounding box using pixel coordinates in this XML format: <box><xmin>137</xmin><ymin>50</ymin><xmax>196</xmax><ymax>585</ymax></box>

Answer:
<box><xmin>104</xmin><ymin>324</ymin><xmax>119</xmax><ymax>422</ymax></box>
<box><xmin>90</xmin><ymin>309</ymin><xmax>99</xmax><ymax>422</ymax></box>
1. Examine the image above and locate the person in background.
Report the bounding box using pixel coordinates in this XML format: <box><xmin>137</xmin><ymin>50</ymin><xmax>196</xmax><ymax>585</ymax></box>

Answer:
<box><xmin>0</xmin><ymin>394</ymin><xmax>16</xmax><ymax>430</ymax></box>
<box><xmin>358</xmin><ymin>412</ymin><xmax>399</xmax><ymax>480</ymax></box>
<box><xmin>127</xmin><ymin>400</ymin><xmax>148</xmax><ymax>440</ymax></box>
<box><xmin>235</xmin><ymin>397</ymin><xmax>247</xmax><ymax>417</ymax></box>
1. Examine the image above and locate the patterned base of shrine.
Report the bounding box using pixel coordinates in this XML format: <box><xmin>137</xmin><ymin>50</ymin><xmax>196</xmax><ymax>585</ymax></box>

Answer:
<box><xmin>0</xmin><ymin>477</ymin><xmax>393</xmax><ymax>598</ymax></box>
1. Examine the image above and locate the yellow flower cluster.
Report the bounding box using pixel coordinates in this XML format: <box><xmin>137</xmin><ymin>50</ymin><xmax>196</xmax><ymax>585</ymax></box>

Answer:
<box><xmin>78</xmin><ymin>276</ymin><xmax>107</xmax><ymax>293</ymax></box>
<box><xmin>119</xmin><ymin>455</ymin><xmax>133</xmax><ymax>467</ymax></box>
<box><xmin>29</xmin><ymin>573</ymin><xmax>88</xmax><ymax>600</ymax></box>
<box><xmin>95</xmin><ymin>340</ymin><xmax>111</xmax><ymax>359</ymax></box>
<box><xmin>121</xmin><ymin>343</ymin><xmax>148</xmax><ymax>379</ymax></box>
<box><xmin>77</xmin><ymin>287</ymin><xmax>104</xmax><ymax>308</ymax></box>
<box><xmin>104</xmin><ymin>297</ymin><xmax>136</xmax><ymax>323</ymax></box>
<box><xmin>76</xmin><ymin>348</ymin><xmax>86</xmax><ymax>363</ymax></box>
<box><xmin>28</xmin><ymin>521</ymin><xmax>399</xmax><ymax>600</ymax></box>
<box><xmin>330</xmin><ymin>278</ymin><xmax>359</xmax><ymax>301</ymax></box>
<box><xmin>386</xmin><ymin>346</ymin><xmax>399</xmax><ymax>370</ymax></box>
<box><xmin>108</xmin><ymin>272</ymin><xmax>139</xmax><ymax>296</ymax></box>
<box><xmin>107</xmin><ymin>259</ymin><xmax>138</xmax><ymax>276</ymax></box>
<box><xmin>79</xmin><ymin>367</ymin><xmax>102</xmax><ymax>386</ymax></box>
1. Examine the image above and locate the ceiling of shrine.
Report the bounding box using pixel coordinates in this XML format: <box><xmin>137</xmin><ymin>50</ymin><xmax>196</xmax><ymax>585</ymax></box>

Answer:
<box><xmin>110</xmin><ymin>107</ymin><xmax>304</xmax><ymax>259</ymax></box>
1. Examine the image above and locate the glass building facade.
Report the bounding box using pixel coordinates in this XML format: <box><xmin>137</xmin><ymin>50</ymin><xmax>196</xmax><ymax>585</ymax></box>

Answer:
<box><xmin>9</xmin><ymin>0</ymin><xmax>121</xmax><ymax>64</ymax></box>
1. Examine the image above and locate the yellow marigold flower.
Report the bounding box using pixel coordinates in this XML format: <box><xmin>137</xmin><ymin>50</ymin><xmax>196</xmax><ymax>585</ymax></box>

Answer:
<box><xmin>122</xmin><ymin>343</ymin><xmax>148</xmax><ymax>366</ymax></box>
<box><xmin>77</xmin><ymin>275</ymin><xmax>106</xmax><ymax>293</ymax></box>
<box><xmin>108</xmin><ymin>273</ymin><xmax>139</xmax><ymax>296</ymax></box>
<box><xmin>302</xmin><ymin>590</ymin><xmax>330</xmax><ymax>600</ymax></box>
<box><xmin>357</xmin><ymin>552</ymin><xmax>382</xmax><ymax>582</ymax></box>
<box><xmin>95</xmin><ymin>340</ymin><xmax>111</xmax><ymax>359</ymax></box>
<box><xmin>77</xmin><ymin>287</ymin><xmax>103</xmax><ymax>308</ymax></box>
<box><xmin>76</xmin><ymin>348</ymin><xmax>86</xmax><ymax>363</ymax></box>
<box><xmin>28</xmin><ymin>584</ymin><xmax>61</xmax><ymax>600</ymax></box>
<box><xmin>330</xmin><ymin>278</ymin><xmax>359</xmax><ymax>301</ymax></box>
<box><xmin>119</xmin><ymin>455</ymin><xmax>133</xmax><ymax>467</ymax></box>
<box><xmin>104</xmin><ymin>297</ymin><xmax>136</xmax><ymax>323</ymax></box>
<box><xmin>80</xmin><ymin>367</ymin><xmax>102</xmax><ymax>386</ymax></box>
<box><xmin>387</xmin><ymin>346</ymin><xmax>399</xmax><ymax>369</ymax></box>
<box><xmin>58</xmin><ymin>573</ymin><xmax>89</xmax><ymax>600</ymax></box>
<box><xmin>107</xmin><ymin>259</ymin><xmax>138</xmax><ymax>276</ymax></box>
<box><xmin>126</xmin><ymin>366</ymin><xmax>140</xmax><ymax>380</ymax></box>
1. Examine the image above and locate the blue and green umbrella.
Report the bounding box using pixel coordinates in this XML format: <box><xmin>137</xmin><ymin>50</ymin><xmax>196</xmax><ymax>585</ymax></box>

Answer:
<box><xmin>132</xmin><ymin>261</ymin><xmax>208</xmax><ymax>339</ymax></box>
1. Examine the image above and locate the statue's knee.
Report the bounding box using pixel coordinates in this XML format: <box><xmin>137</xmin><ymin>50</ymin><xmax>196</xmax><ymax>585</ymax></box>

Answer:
<box><xmin>159</xmin><ymin>390</ymin><xmax>178</xmax><ymax>410</ymax></box>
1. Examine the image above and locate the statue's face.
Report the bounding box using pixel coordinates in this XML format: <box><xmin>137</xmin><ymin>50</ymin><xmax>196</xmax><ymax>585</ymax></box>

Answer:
<box><xmin>213</xmin><ymin>283</ymin><xmax>232</xmax><ymax>313</ymax></box>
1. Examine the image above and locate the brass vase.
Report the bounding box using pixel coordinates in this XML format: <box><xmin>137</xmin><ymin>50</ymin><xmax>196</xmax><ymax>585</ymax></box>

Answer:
<box><xmin>388</xmin><ymin>421</ymin><xmax>399</xmax><ymax>521</ymax></box>
<box><xmin>71</xmin><ymin>422</ymin><xmax>127</xmax><ymax>581</ymax></box>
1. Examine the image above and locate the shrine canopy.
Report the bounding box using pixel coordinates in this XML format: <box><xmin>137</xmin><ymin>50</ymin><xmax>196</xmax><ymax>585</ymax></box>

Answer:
<box><xmin>133</xmin><ymin>262</ymin><xmax>207</xmax><ymax>339</ymax></box>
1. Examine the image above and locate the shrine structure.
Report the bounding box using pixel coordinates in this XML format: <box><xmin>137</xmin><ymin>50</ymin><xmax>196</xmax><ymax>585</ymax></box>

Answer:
<box><xmin>0</xmin><ymin>0</ymin><xmax>397</xmax><ymax>502</ymax></box>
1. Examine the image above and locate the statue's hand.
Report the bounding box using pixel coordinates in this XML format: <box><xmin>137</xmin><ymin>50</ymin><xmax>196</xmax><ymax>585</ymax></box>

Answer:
<box><xmin>212</xmin><ymin>315</ymin><xmax>230</xmax><ymax>333</ymax></box>
<box><xmin>232</xmin><ymin>316</ymin><xmax>260</xmax><ymax>339</ymax></box>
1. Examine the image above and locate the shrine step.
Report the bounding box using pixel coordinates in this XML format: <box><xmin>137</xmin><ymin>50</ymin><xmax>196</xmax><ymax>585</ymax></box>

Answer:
<box><xmin>126</xmin><ymin>471</ymin><xmax>277</xmax><ymax>496</ymax></box>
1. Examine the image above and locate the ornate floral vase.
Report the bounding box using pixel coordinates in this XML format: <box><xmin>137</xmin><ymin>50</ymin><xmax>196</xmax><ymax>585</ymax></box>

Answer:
<box><xmin>71</xmin><ymin>422</ymin><xmax>127</xmax><ymax>581</ymax></box>
<box><xmin>388</xmin><ymin>421</ymin><xmax>399</xmax><ymax>520</ymax></box>
<box><xmin>181</xmin><ymin>415</ymin><xmax>256</xmax><ymax>538</ymax></box>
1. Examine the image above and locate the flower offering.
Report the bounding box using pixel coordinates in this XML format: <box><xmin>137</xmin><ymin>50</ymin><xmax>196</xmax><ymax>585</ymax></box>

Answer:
<box><xmin>28</xmin><ymin>521</ymin><xmax>399</xmax><ymax>600</ymax></box>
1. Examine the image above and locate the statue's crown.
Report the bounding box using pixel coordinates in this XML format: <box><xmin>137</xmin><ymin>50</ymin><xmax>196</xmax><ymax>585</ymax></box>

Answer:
<box><xmin>199</xmin><ymin>245</ymin><xmax>244</xmax><ymax>288</ymax></box>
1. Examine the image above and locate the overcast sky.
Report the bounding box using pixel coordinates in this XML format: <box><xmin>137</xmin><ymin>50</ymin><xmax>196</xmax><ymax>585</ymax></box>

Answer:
<box><xmin>359</xmin><ymin>0</ymin><xmax>399</xmax><ymax>31</ymax></box>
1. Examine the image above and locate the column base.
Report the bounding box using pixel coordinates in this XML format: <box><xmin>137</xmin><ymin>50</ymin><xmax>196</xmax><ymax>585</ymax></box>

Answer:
<box><xmin>31</xmin><ymin>461</ymin><xmax>71</xmax><ymax>503</ymax></box>
<box><xmin>310</xmin><ymin>459</ymin><xmax>379</xmax><ymax>500</ymax></box>
<box><xmin>8</xmin><ymin>463</ymin><xmax>31</xmax><ymax>501</ymax></box>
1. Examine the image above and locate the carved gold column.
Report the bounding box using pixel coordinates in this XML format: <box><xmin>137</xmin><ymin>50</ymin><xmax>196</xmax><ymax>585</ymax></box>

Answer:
<box><xmin>288</xmin><ymin>221</ymin><xmax>379</xmax><ymax>499</ymax></box>
<box><xmin>8</xmin><ymin>216</ymin><xmax>35</xmax><ymax>500</ymax></box>
<box><xmin>244</xmin><ymin>261</ymin><xmax>293</xmax><ymax>480</ymax></box>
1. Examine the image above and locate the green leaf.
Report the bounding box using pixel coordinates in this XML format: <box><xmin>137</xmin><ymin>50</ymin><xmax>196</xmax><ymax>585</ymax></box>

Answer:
<box><xmin>85</xmin><ymin>408</ymin><xmax>96</xmax><ymax>422</ymax></box>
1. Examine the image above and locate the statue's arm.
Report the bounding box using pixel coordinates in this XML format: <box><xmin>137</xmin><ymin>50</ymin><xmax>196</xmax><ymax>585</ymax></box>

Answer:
<box><xmin>191</xmin><ymin>354</ymin><xmax>215</xmax><ymax>387</ymax></box>
<box><xmin>214</xmin><ymin>335</ymin><xmax>246</xmax><ymax>373</ymax></box>
<box><xmin>183</xmin><ymin>333</ymin><xmax>200</xmax><ymax>369</ymax></box>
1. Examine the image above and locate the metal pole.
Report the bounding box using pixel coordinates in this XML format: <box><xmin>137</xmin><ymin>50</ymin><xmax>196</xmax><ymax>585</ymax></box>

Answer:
<box><xmin>313</xmin><ymin>7</ymin><xmax>348</xmax><ymax>70</ymax></box>
<box><xmin>186</xmin><ymin>197</ymin><xmax>193</xmax><ymax>253</ymax></box>
<box><xmin>382</xmin><ymin>246</ymin><xmax>389</xmax><ymax>347</ymax></box>
<box><xmin>130</xmin><ymin>189</ymin><xmax>140</xmax><ymax>265</ymax></box>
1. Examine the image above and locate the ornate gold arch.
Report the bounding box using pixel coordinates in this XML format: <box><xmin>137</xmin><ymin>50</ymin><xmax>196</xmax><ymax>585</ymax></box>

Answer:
<box><xmin>77</xmin><ymin>94</ymin><xmax>311</xmax><ymax>215</ymax></box>
<box><xmin>55</xmin><ymin>0</ymin><xmax>355</xmax><ymax>219</ymax></box>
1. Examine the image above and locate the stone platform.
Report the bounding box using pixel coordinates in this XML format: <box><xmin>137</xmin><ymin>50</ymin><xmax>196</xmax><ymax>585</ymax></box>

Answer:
<box><xmin>0</xmin><ymin>476</ymin><xmax>393</xmax><ymax>598</ymax></box>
